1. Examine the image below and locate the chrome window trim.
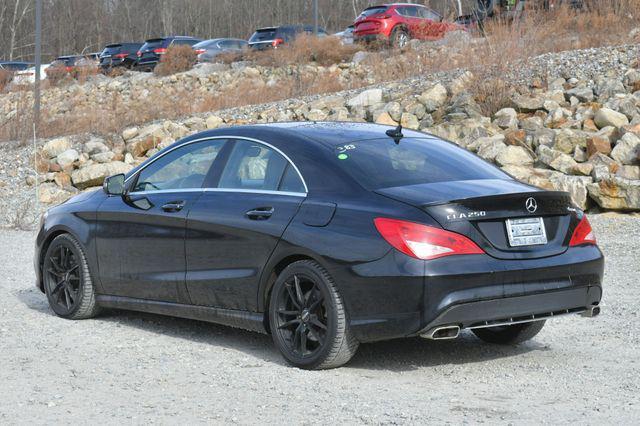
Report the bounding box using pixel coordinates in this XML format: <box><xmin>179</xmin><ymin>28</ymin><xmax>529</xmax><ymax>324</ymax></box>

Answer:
<box><xmin>204</xmin><ymin>188</ymin><xmax>306</xmax><ymax>197</ymax></box>
<box><xmin>125</xmin><ymin>135</ymin><xmax>309</xmax><ymax>195</ymax></box>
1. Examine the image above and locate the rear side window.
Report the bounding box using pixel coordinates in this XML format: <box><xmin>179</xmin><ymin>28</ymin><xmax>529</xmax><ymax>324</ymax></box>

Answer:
<box><xmin>218</xmin><ymin>140</ymin><xmax>304</xmax><ymax>193</ymax></box>
<box><xmin>101</xmin><ymin>45</ymin><xmax>122</xmax><ymax>56</ymax></box>
<box><xmin>249</xmin><ymin>29</ymin><xmax>277</xmax><ymax>42</ymax></box>
<box><xmin>417</xmin><ymin>7</ymin><xmax>441</xmax><ymax>20</ymax></box>
<box><xmin>359</xmin><ymin>6</ymin><xmax>388</xmax><ymax>18</ymax></box>
<box><xmin>172</xmin><ymin>38</ymin><xmax>199</xmax><ymax>46</ymax></box>
<box><xmin>333</xmin><ymin>138</ymin><xmax>509</xmax><ymax>190</ymax></box>
<box><xmin>141</xmin><ymin>39</ymin><xmax>165</xmax><ymax>51</ymax></box>
<box><xmin>133</xmin><ymin>140</ymin><xmax>226</xmax><ymax>192</ymax></box>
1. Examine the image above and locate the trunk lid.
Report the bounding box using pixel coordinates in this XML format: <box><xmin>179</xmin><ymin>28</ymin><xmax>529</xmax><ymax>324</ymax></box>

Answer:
<box><xmin>375</xmin><ymin>179</ymin><xmax>575</xmax><ymax>260</ymax></box>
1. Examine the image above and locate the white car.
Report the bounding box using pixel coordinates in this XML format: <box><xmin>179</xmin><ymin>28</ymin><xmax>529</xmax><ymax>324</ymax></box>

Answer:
<box><xmin>13</xmin><ymin>64</ymin><xmax>50</xmax><ymax>84</ymax></box>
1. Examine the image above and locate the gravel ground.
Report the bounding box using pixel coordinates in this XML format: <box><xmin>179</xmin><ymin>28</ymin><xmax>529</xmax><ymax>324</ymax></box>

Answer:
<box><xmin>0</xmin><ymin>213</ymin><xmax>639</xmax><ymax>424</ymax></box>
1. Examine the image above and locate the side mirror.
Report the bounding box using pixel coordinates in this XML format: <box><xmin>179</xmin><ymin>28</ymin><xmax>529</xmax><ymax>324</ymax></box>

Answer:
<box><xmin>103</xmin><ymin>174</ymin><xmax>125</xmax><ymax>196</ymax></box>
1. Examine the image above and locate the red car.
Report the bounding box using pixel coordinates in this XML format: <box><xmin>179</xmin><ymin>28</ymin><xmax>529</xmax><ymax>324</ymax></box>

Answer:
<box><xmin>353</xmin><ymin>3</ymin><xmax>460</xmax><ymax>48</ymax></box>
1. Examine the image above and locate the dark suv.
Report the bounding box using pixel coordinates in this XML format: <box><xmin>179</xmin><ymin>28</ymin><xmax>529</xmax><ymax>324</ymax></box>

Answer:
<box><xmin>134</xmin><ymin>36</ymin><xmax>202</xmax><ymax>71</ymax></box>
<box><xmin>248</xmin><ymin>25</ymin><xmax>328</xmax><ymax>50</ymax></box>
<box><xmin>99</xmin><ymin>42</ymin><xmax>143</xmax><ymax>71</ymax></box>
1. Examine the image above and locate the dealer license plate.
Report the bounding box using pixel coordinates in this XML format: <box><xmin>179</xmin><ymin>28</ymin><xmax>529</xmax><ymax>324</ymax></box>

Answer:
<box><xmin>506</xmin><ymin>217</ymin><xmax>547</xmax><ymax>247</ymax></box>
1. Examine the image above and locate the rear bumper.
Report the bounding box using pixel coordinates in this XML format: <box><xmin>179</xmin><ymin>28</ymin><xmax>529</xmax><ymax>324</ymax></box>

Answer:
<box><xmin>347</xmin><ymin>245</ymin><xmax>604</xmax><ymax>342</ymax></box>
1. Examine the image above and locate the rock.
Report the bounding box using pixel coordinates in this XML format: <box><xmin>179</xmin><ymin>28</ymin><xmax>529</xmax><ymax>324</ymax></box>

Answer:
<box><xmin>124</xmin><ymin>153</ymin><xmax>134</xmax><ymax>164</ymax></box>
<box><xmin>84</xmin><ymin>139</ymin><xmax>110</xmax><ymax>155</ymax></box>
<box><xmin>383</xmin><ymin>102</ymin><xmax>402</xmax><ymax>122</ymax></box>
<box><xmin>521</xmin><ymin>116</ymin><xmax>544</xmax><ymax>131</ymax></box>
<box><xmin>476</xmin><ymin>137</ymin><xmax>507</xmax><ymax>161</ymax></box>
<box><xmin>549</xmin><ymin>173</ymin><xmax>593</xmax><ymax>210</ymax></box>
<box><xmin>205</xmin><ymin>115</ymin><xmax>224</xmax><ymax>129</ymax></box>
<box><xmin>495</xmin><ymin>146</ymin><xmax>534</xmax><ymax>167</ymax></box>
<box><xmin>347</xmin><ymin>88</ymin><xmax>383</xmax><ymax>108</ymax></box>
<box><xmin>503</xmin><ymin>129</ymin><xmax>527</xmax><ymax>147</ymax></box>
<box><xmin>71</xmin><ymin>161</ymin><xmax>132</xmax><ymax>189</ymax></box>
<box><xmin>512</xmin><ymin>94</ymin><xmax>544</xmax><ymax>112</ymax></box>
<box><xmin>493</xmin><ymin>108</ymin><xmax>518</xmax><ymax>129</ymax></box>
<box><xmin>42</xmin><ymin>137</ymin><xmax>72</xmax><ymax>159</ymax></box>
<box><xmin>574</xmin><ymin>145</ymin><xmax>588</xmax><ymax>162</ymax></box>
<box><xmin>418</xmin><ymin>83</ymin><xmax>447</xmax><ymax>112</ymax></box>
<box><xmin>374</xmin><ymin>111</ymin><xmax>398</xmax><ymax>126</ymax></box>
<box><xmin>122</xmin><ymin>127</ymin><xmax>139</xmax><ymax>141</ymax></box>
<box><xmin>400</xmin><ymin>113</ymin><xmax>419</xmax><ymax>130</ymax></box>
<box><xmin>617</xmin><ymin>165</ymin><xmax>640</xmax><ymax>180</ymax></box>
<box><xmin>126</xmin><ymin>123</ymin><xmax>165</xmax><ymax>157</ymax></box>
<box><xmin>56</xmin><ymin>149</ymin><xmax>79</xmax><ymax>168</ymax></box>
<box><xmin>446</xmin><ymin>92</ymin><xmax>483</xmax><ymax>119</ymax></box>
<box><xmin>588</xmin><ymin>153</ymin><xmax>619</xmax><ymax>181</ymax></box>
<box><xmin>586</xmin><ymin>136</ymin><xmax>612</xmax><ymax>157</ymax></box>
<box><xmin>403</xmin><ymin>102</ymin><xmax>426</xmax><ymax>120</ymax></box>
<box><xmin>448</xmin><ymin>71</ymin><xmax>473</xmax><ymax>95</ymax></box>
<box><xmin>38</xmin><ymin>182</ymin><xmax>75</xmax><ymax>204</ymax></box>
<box><xmin>352</xmin><ymin>51</ymin><xmax>369</xmax><ymax>65</ymax></box>
<box><xmin>25</xmin><ymin>176</ymin><xmax>36</xmax><ymax>186</ymax></box>
<box><xmin>306</xmin><ymin>109</ymin><xmax>328</xmax><ymax>121</ymax></box>
<box><xmin>565</xmin><ymin>86</ymin><xmax>594</xmax><ymax>102</ymax></box>
<box><xmin>183</xmin><ymin>117</ymin><xmax>206</xmax><ymax>130</ymax></box>
<box><xmin>587</xmin><ymin>177</ymin><xmax>640</xmax><ymax>210</ymax></box>
<box><xmin>54</xmin><ymin>172</ymin><xmax>72</xmax><ymax>187</ymax></box>
<box><xmin>554</xmin><ymin>129</ymin><xmax>587</xmax><ymax>154</ymax></box>
<box><xmin>91</xmin><ymin>151</ymin><xmax>115</xmax><ymax>163</ymax></box>
<box><xmin>610</xmin><ymin>132</ymin><xmax>640</xmax><ymax>165</ymax></box>
<box><xmin>594</xmin><ymin>108</ymin><xmax>629</xmax><ymax>129</ymax></box>
<box><xmin>532</xmin><ymin>128</ymin><xmax>556</xmax><ymax>148</ymax></box>
<box><xmin>538</xmin><ymin>145</ymin><xmax>581</xmax><ymax>174</ymax></box>
<box><xmin>594</xmin><ymin>78</ymin><xmax>626</xmax><ymax>100</ymax></box>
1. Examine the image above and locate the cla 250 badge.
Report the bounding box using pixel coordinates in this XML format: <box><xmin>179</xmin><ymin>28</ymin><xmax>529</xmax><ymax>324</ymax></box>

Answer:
<box><xmin>446</xmin><ymin>211</ymin><xmax>486</xmax><ymax>221</ymax></box>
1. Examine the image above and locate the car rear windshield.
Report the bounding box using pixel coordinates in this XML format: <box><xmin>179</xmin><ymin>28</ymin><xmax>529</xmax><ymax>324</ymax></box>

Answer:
<box><xmin>249</xmin><ymin>29</ymin><xmax>277</xmax><ymax>42</ymax></box>
<box><xmin>333</xmin><ymin>137</ymin><xmax>509</xmax><ymax>189</ymax></box>
<box><xmin>101</xmin><ymin>44</ymin><xmax>122</xmax><ymax>55</ymax></box>
<box><xmin>140</xmin><ymin>38</ymin><xmax>165</xmax><ymax>51</ymax></box>
<box><xmin>359</xmin><ymin>6</ymin><xmax>389</xmax><ymax>18</ymax></box>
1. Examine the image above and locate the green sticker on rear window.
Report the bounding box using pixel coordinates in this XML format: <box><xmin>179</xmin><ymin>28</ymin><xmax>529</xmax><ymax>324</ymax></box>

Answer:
<box><xmin>338</xmin><ymin>153</ymin><xmax>349</xmax><ymax>160</ymax></box>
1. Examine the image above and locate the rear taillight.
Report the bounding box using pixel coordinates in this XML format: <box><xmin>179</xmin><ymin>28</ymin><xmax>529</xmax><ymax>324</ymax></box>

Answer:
<box><xmin>194</xmin><ymin>49</ymin><xmax>205</xmax><ymax>54</ymax></box>
<box><xmin>272</xmin><ymin>38</ymin><xmax>284</xmax><ymax>48</ymax></box>
<box><xmin>374</xmin><ymin>218</ymin><xmax>484</xmax><ymax>260</ymax></box>
<box><xmin>569</xmin><ymin>215</ymin><xmax>596</xmax><ymax>246</ymax></box>
<box><xmin>153</xmin><ymin>47</ymin><xmax>167</xmax><ymax>54</ymax></box>
<box><xmin>114</xmin><ymin>53</ymin><xmax>127</xmax><ymax>59</ymax></box>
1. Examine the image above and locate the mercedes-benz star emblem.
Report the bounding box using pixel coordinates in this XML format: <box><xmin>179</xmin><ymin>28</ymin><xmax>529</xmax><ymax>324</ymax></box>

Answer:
<box><xmin>525</xmin><ymin>197</ymin><xmax>538</xmax><ymax>213</ymax></box>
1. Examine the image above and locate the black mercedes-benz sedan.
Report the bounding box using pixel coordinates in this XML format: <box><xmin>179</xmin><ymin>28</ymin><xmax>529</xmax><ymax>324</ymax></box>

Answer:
<box><xmin>35</xmin><ymin>122</ymin><xmax>604</xmax><ymax>369</ymax></box>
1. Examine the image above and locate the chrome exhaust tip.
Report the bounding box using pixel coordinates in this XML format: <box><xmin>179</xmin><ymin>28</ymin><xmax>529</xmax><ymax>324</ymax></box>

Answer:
<box><xmin>422</xmin><ymin>325</ymin><xmax>460</xmax><ymax>340</ymax></box>
<box><xmin>581</xmin><ymin>305</ymin><xmax>601</xmax><ymax>318</ymax></box>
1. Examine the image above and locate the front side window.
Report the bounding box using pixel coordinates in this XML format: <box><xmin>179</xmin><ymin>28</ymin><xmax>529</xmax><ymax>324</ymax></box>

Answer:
<box><xmin>132</xmin><ymin>139</ymin><xmax>226</xmax><ymax>192</ymax></box>
<box><xmin>218</xmin><ymin>140</ymin><xmax>305</xmax><ymax>193</ymax></box>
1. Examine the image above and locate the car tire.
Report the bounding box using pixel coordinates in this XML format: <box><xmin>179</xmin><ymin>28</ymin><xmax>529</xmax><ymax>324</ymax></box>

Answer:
<box><xmin>269</xmin><ymin>260</ymin><xmax>359</xmax><ymax>370</ymax></box>
<box><xmin>390</xmin><ymin>27</ymin><xmax>410</xmax><ymax>49</ymax></box>
<box><xmin>42</xmin><ymin>234</ymin><xmax>101</xmax><ymax>320</ymax></box>
<box><xmin>472</xmin><ymin>320</ymin><xmax>546</xmax><ymax>344</ymax></box>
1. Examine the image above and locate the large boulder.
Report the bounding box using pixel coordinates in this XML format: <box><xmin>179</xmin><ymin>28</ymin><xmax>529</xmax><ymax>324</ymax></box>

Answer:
<box><xmin>56</xmin><ymin>149</ymin><xmax>79</xmax><ymax>169</ymax></box>
<box><xmin>418</xmin><ymin>83</ymin><xmax>447</xmax><ymax>112</ymax></box>
<box><xmin>594</xmin><ymin>108</ymin><xmax>629</xmax><ymax>129</ymax></box>
<box><xmin>549</xmin><ymin>173</ymin><xmax>593</xmax><ymax>210</ymax></box>
<box><xmin>512</xmin><ymin>94</ymin><xmax>544</xmax><ymax>112</ymax></box>
<box><xmin>38</xmin><ymin>182</ymin><xmax>76</xmax><ymax>204</ymax></box>
<box><xmin>565</xmin><ymin>86</ymin><xmax>594</xmax><ymax>103</ymax></box>
<box><xmin>347</xmin><ymin>88</ymin><xmax>383</xmax><ymax>108</ymax></box>
<box><xmin>587</xmin><ymin>177</ymin><xmax>640</xmax><ymax>211</ymax></box>
<box><xmin>610</xmin><ymin>132</ymin><xmax>640</xmax><ymax>165</ymax></box>
<box><xmin>71</xmin><ymin>161</ymin><xmax>132</xmax><ymax>189</ymax></box>
<box><xmin>495</xmin><ymin>146</ymin><xmax>534</xmax><ymax>166</ymax></box>
<box><xmin>493</xmin><ymin>108</ymin><xmax>518</xmax><ymax>129</ymax></box>
<box><xmin>554</xmin><ymin>129</ymin><xmax>588</xmax><ymax>154</ymax></box>
<box><xmin>42</xmin><ymin>137</ymin><xmax>72</xmax><ymax>159</ymax></box>
<box><xmin>126</xmin><ymin>123</ymin><xmax>166</xmax><ymax>157</ymax></box>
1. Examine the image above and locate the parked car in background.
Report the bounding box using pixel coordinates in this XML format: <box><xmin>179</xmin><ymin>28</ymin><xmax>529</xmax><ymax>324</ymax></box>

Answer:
<box><xmin>12</xmin><ymin>64</ymin><xmax>50</xmax><ymax>84</ymax></box>
<box><xmin>334</xmin><ymin>25</ymin><xmax>355</xmax><ymax>45</ymax></box>
<box><xmin>248</xmin><ymin>25</ymin><xmax>328</xmax><ymax>50</ymax></box>
<box><xmin>49</xmin><ymin>54</ymin><xmax>99</xmax><ymax>72</ymax></box>
<box><xmin>192</xmin><ymin>38</ymin><xmax>247</xmax><ymax>62</ymax></box>
<box><xmin>99</xmin><ymin>42</ymin><xmax>142</xmax><ymax>71</ymax></box>
<box><xmin>134</xmin><ymin>36</ymin><xmax>202</xmax><ymax>71</ymax></box>
<box><xmin>0</xmin><ymin>61</ymin><xmax>33</xmax><ymax>72</ymax></box>
<box><xmin>353</xmin><ymin>3</ymin><xmax>461</xmax><ymax>48</ymax></box>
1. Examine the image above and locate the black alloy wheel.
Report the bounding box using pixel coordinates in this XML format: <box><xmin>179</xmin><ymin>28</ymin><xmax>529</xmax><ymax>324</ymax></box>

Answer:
<box><xmin>269</xmin><ymin>260</ymin><xmax>359</xmax><ymax>369</ymax></box>
<box><xmin>43</xmin><ymin>234</ymin><xmax>101</xmax><ymax>319</ymax></box>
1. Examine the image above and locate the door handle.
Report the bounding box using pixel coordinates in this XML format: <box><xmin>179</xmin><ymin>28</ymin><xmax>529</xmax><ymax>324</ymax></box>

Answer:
<box><xmin>245</xmin><ymin>207</ymin><xmax>274</xmax><ymax>220</ymax></box>
<box><xmin>161</xmin><ymin>201</ymin><xmax>185</xmax><ymax>212</ymax></box>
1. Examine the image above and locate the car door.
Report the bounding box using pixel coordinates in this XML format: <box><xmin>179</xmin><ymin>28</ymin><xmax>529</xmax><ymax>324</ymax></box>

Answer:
<box><xmin>95</xmin><ymin>138</ymin><xmax>228</xmax><ymax>302</ymax></box>
<box><xmin>185</xmin><ymin>138</ymin><xmax>307</xmax><ymax>311</ymax></box>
